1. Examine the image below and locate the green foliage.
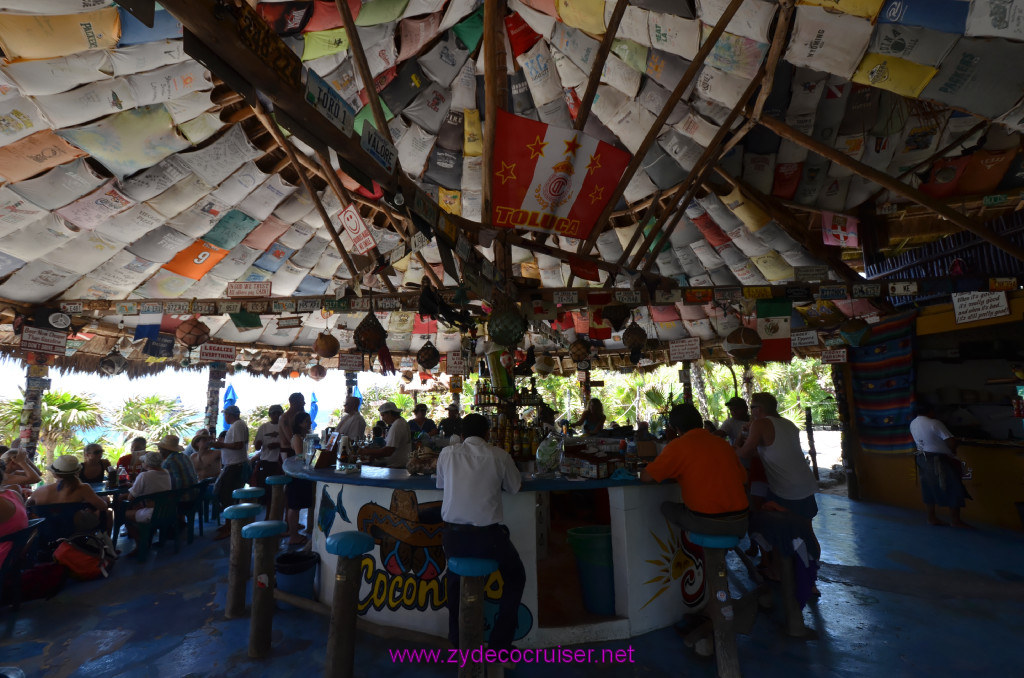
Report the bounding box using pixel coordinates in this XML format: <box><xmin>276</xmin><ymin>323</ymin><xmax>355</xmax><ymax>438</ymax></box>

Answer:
<box><xmin>108</xmin><ymin>395</ymin><xmax>202</xmax><ymax>449</ymax></box>
<box><xmin>0</xmin><ymin>390</ymin><xmax>104</xmax><ymax>467</ymax></box>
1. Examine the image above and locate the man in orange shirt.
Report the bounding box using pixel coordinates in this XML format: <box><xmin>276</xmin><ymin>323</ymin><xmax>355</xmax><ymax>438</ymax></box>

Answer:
<box><xmin>640</xmin><ymin>403</ymin><xmax>748</xmax><ymax>536</ymax></box>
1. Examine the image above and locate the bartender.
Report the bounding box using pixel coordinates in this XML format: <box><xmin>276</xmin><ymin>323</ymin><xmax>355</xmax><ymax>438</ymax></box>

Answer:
<box><xmin>359</xmin><ymin>402</ymin><xmax>411</xmax><ymax>469</ymax></box>
<box><xmin>409</xmin><ymin>403</ymin><xmax>439</xmax><ymax>437</ymax></box>
<box><xmin>573</xmin><ymin>398</ymin><xmax>606</xmax><ymax>436</ymax></box>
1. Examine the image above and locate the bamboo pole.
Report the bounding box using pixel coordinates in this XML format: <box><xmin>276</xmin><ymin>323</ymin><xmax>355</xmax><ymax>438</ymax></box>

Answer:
<box><xmin>483</xmin><ymin>0</ymin><xmax>510</xmax><ymax>282</ymax></box>
<box><xmin>573</xmin><ymin>0</ymin><xmax>629</xmax><ymax>132</ymax></box>
<box><xmin>333</xmin><ymin>0</ymin><xmax>391</xmax><ymax>143</ymax></box>
<box><xmin>758</xmin><ymin>115</ymin><xmax>1024</xmax><ymax>265</ymax></box>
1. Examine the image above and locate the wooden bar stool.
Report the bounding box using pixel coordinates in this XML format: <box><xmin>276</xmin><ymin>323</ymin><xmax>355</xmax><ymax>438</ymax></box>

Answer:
<box><xmin>241</xmin><ymin>519</ymin><xmax>288</xmax><ymax>659</ymax></box>
<box><xmin>447</xmin><ymin>557</ymin><xmax>498</xmax><ymax>678</ymax></box>
<box><xmin>324</xmin><ymin>531</ymin><xmax>375</xmax><ymax>678</ymax></box>
<box><xmin>223</xmin><ymin>502</ymin><xmax>262</xmax><ymax>619</ymax></box>
<box><xmin>265</xmin><ymin>475</ymin><xmax>291</xmax><ymax>521</ymax></box>
<box><xmin>233</xmin><ymin>486</ymin><xmax>266</xmax><ymax>505</ymax></box>
<box><xmin>686</xmin><ymin>532</ymin><xmax>742</xmax><ymax>678</ymax></box>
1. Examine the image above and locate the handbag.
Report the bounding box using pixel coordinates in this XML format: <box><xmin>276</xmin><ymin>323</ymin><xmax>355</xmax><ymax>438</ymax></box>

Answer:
<box><xmin>53</xmin><ymin>532</ymin><xmax>118</xmax><ymax>580</ymax></box>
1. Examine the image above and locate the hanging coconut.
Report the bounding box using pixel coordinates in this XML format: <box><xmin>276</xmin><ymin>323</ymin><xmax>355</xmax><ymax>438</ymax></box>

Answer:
<box><xmin>99</xmin><ymin>350</ymin><xmax>127</xmax><ymax>376</ymax></box>
<box><xmin>417</xmin><ymin>340</ymin><xmax>440</xmax><ymax>370</ymax></box>
<box><xmin>723</xmin><ymin>327</ymin><xmax>762</xmax><ymax>361</ymax></box>
<box><xmin>309</xmin><ymin>364</ymin><xmax>327</xmax><ymax>381</ymax></box>
<box><xmin>487</xmin><ymin>303</ymin><xmax>528</xmax><ymax>348</ymax></box>
<box><xmin>622</xmin><ymin>322</ymin><xmax>648</xmax><ymax>364</ymax></box>
<box><xmin>533</xmin><ymin>353</ymin><xmax>555</xmax><ymax>375</ymax></box>
<box><xmin>569</xmin><ymin>337</ymin><xmax>591</xmax><ymax>363</ymax></box>
<box><xmin>353</xmin><ymin>311</ymin><xmax>395</xmax><ymax>374</ymax></box>
<box><xmin>602</xmin><ymin>304</ymin><xmax>632</xmax><ymax>332</ymax></box>
<box><xmin>314</xmin><ymin>331</ymin><xmax>340</xmax><ymax>358</ymax></box>
<box><xmin>175</xmin><ymin>317</ymin><xmax>210</xmax><ymax>347</ymax></box>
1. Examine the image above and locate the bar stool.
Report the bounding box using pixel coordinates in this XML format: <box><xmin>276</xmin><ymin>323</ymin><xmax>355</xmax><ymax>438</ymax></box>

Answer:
<box><xmin>686</xmin><ymin>532</ymin><xmax>742</xmax><ymax>678</ymax></box>
<box><xmin>233</xmin><ymin>486</ymin><xmax>266</xmax><ymax>504</ymax></box>
<box><xmin>324</xmin><ymin>531</ymin><xmax>375</xmax><ymax>678</ymax></box>
<box><xmin>265</xmin><ymin>475</ymin><xmax>291</xmax><ymax>521</ymax></box>
<box><xmin>223</xmin><ymin>503</ymin><xmax>262</xmax><ymax>619</ymax></box>
<box><xmin>241</xmin><ymin>520</ymin><xmax>288</xmax><ymax>659</ymax></box>
<box><xmin>447</xmin><ymin>557</ymin><xmax>498</xmax><ymax>678</ymax></box>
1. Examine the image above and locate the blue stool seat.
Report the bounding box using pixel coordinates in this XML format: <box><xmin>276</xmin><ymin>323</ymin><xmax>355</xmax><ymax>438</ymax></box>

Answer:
<box><xmin>325</xmin><ymin>532</ymin><xmax>375</xmax><ymax>558</ymax></box>
<box><xmin>233</xmin><ymin>487</ymin><xmax>265</xmax><ymax>500</ymax></box>
<box><xmin>265</xmin><ymin>475</ymin><xmax>292</xmax><ymax>486</ymax></box>
<box><xmin>223</xmin><ymin>503</ymin><xmax>263</xmax><ymax>521</ymax></box>
<box><xmin>447</xmin><ymin>557</ymin><xmax>498</xmax><ymax>577</ymax></box>
<box><xmin>686</xmin><ymin>532</ymin><xmax>741</xmax><ymax>549</ymax></box>
<box><xmin>242</xmin><ymin>520</ymin><xmax>289</xmax><ymax>539</ymax></box>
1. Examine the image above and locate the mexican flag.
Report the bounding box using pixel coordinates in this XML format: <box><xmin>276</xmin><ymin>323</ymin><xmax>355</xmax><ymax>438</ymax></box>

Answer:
<box><xmin>756</xmin><ymin>299</ymin><xmax>792</xmax><ymax>362</ymax></box>
<box><xmin>491</xmin><ymin>110</ymin><xmax>631</xmax><ymax>240</ymax></box>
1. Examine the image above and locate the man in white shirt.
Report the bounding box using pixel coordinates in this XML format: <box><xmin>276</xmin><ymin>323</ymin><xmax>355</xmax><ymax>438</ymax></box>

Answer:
<box><xmin>251</xmin><ymin>404</ymin><xmax>284</xmax><ymax>500</ymax></box>
<box><xmin>360</xmin><ymin>402</ymin><xmax>411</xmax><ymax>469</ymax></box>
<box><xmin>436</xmin><ymin>413</ymin><xmax>524</xmax><ymax>652</ymax></box>
<box><xmin>211</xmin><ymin>405</ymin><xmax>249</xmax><ymax>539</ymax></box>
<box><xmin>335</xmin><ymin>396</ymin><xmax>367</xmax><ymax>440</ymax></box>
<box><xmin>910</xmin><ymin>402</ymin><xmax>969</xmax><ymax>527</ymax></box>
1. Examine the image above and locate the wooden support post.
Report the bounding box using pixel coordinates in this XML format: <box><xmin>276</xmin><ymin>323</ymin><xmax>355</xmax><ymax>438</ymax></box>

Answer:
<box><xmin>704</xmin><ymin>547</ymin><xmax>741</xmax><ymax>678</ymax></box>
<box><xmin>333</xmin><ymin>0</ymin><xmax>390</xmax><ymax>142</ymax></box>
<box><xmin>805</xmin><ymin>406</ymin><xmax>819</xmax><ymax>480</ymax></box>
<box><xmin>325</xmin><ymin>556</ymin><xmax>363</xmax><ymax>678</ymax></box>
<box><xmin>20</xmin><ymin>364</ymin><xmax>47</xmax><ymax>466</ymax></box>
<box><xmin>482</xmin><ymin>0</ymin><xmax>509</xmax><ymax>282</ymax></box>
<box><xmin>226</xmin><ymin>516</ymin><xmax>254</xmax><ymax>619</ymax></box>
<box><xmin>204</xmin><ymin>365</ymin><xmax>222</xmax><ymax>434</ymax></box>
<box><xmin>269</xmin><ymin>485</ymin><xmax>287</xmax><ymax>522</ymax></box>
<box><xmin>574</xmin><ymin>0</ymin><xmax>629</xmax><ymax>131</ymax></box>
<box><xmin>759</xmin><ymin>115</ymin><xmax>1024</xmax><ymax>265</ymax></box>
<box><xmin>778</xmin><ymin>554</ymin><xmax>809</xmax><ymax>638</ymax></box>
<box><xmin>248</xmin><ymin>535</ymin><xmax>279</xmax><ymax>659</ymax></box>
<box><xmin>458</xmin><ymin>575</ymin><xmax>487</xmax><ymax>678</ymax></box>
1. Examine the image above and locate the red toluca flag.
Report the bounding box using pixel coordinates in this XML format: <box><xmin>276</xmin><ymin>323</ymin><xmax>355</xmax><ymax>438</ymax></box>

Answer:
<box><xmin>821</xmin><ymin>211</ymin><xmax>859</xmax><ymax>247</ymax></box>
<box><xmin>491</xmin><ymin>110</ymin><xmax>631</xmax><ymax>240</ymax></box>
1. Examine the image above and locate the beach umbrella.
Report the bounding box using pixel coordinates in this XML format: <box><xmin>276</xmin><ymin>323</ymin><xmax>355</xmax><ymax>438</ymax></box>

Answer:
<box><xmin>310</xmin><ymin>392</ymin><xmax>318</xmax><ymax>431</ymax></box>
<box><xmin>218</xmin><ymin>384</ymin><xmax>238</xmax><ymax>433</ymax></box>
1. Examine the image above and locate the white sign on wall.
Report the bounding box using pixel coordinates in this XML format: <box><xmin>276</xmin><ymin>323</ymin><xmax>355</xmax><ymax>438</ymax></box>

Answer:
<box><xmin>951</xmin><ymin>291</ymin><xmax>1010</xmax><ymax>325</ymax></box>
<box><xmin>669</xmin><ymin>337</ymin><xmax>700</xmax><ymax>361</ymax></box>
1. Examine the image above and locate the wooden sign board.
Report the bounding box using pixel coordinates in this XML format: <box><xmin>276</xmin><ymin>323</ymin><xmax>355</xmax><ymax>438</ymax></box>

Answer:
<box><xmin>447</xmin><ymin>351</ymin><xmax>465</xmax><ymax>375</ymax></box>
<box><xmin>821</xmin><ymin>348</ymin><xmax>848</xmax><ymax>364</ymax></box>
<box><xmin>951</xmin><ymin>291</ymin><xmax>1010</xmax><ymax>325</ymax></box>
<box><xmin>337</xmin><ymin>354</ymin><xmax>364</xmax><ymax>371</ymax></box>
<box><xmin>790</xmin><ymin>330</ymin><xmax>818</xmax><ymax>347</ymax></box>
<box><xmin>338</xmin><ymin>204</ymin><xmax>377</xmax><ymax>255</ymax></box>
<box><xmin>669</xmin><ymin>337</ymin><xmax>700</xmax><ymax>362</ymax></box>
<box><xmin>20</xmin><ymin>326</ymin><xmax>67</xmax><ymax>356</ymax></box>
<box><xmin>614</xmin><ymin>290</ymin><xmax>641</xmax><ymax>305</ymax></box>
<box><xmin>227</xmin><ymin>281</ymin><xmax>272</xmax><ymax>298</ymax></box>
<box><xmin>277</xmin><ymin>316</ymin><xmax>302</xmax><ymax>329</ymax></box>
<box><xmin>199</xmin><ymin>342</ymin><xmax>237</xmax><ymax>363</ymax></box>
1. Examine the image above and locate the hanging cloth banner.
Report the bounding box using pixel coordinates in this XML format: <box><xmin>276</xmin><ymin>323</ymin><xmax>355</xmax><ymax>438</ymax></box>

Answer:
<box><xmin>755</xmin><ymin>298</ymin><xmax>792</xmax><ymax>363</ymax></box>
<box><xmin>820</xmin><ymin>211</ymin><xmax>860</xmax><ymax>247</ymax></box>
<box><xmin>491</xmin><ymin>110</ymin><xmax>631</xmax><ymax>240</ymax></box>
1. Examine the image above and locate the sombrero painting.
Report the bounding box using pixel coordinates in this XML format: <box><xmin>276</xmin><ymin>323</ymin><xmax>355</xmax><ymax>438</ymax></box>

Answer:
<box><xmin>357</xmin><ymin>489</ymin><xmax>445</xmax><ymax>581</ymax></box>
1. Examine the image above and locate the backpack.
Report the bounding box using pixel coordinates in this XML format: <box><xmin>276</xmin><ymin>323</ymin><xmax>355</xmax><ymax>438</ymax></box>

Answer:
<box><xmin>15</xmin><ymin>562</ymin><xmax>67</xmax><ymax>602</ymax></box>
<box><xmin>53</xmin><ymin>531</ymin><xmax>118</xmax><ymax>580</ymax></box>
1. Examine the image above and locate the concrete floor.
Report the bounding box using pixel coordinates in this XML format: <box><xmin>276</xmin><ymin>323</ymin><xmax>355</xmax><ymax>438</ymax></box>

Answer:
<box><xmin>2</xmin><ymin>493</ymin><xmax>1022</xmax><ymax>678</ymax></box>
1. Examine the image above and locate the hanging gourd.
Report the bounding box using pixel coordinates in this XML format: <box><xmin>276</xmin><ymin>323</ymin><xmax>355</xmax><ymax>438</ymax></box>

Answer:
<box><xmin>314</xmin><ymin>331</ymin><xmax>340</xmax><ymax>358</ymax></box>
<box><xmin>353</xmin><ymin>311</ymin><xmax>395</xmax><ymax>374</ymax></box>
<box><xmin>569</xmin><ymin>337</ymin><xmax>591</xmax><ymax>363</ymax></box>
<box><xmin>487</xmin><ymin>298</ymin><xmax>528</xmax><ymax>348</ymax></box>
<box><xmin>175</xmin><ymin>316</ymin><xmax>210</xmax><ymax>348</ymax></box>
<box><xmin>622</xmin><ymin>321</ymin><xmax>648</xmax><ymax>364</ymax></box>
<box><xmin>417</xmin><ymin>340</ymin><xmax>440</xmax><ymax>370</ymax></box>
<box><xmin>309</xmin><ymin>364</ymin><xmax>327</xmax><ymax>381</ymax></box>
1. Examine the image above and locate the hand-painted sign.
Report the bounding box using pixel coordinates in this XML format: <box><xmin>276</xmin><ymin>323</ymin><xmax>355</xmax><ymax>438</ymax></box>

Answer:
<box><xmin>338</xmin><ymin>204</ymin><xmax>377</xmax><ymax>255</ymax></box>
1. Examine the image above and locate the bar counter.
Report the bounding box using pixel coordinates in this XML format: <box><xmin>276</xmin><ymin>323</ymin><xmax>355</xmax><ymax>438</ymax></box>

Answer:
<box><xmin>283</xmin><ymin>457</ymin><xmax>694</xmax><ymax>646</ymax></box>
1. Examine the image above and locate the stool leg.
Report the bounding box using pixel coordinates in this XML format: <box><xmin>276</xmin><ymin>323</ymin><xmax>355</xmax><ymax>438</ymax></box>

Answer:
<box><xmin>325</xmin><ymin>556</ymin><xmax>362</xmax><ymax>678</ymax></box>
<box><xmin>270</xmin><ymin>485</ymin><xmax>286</xmax><ymax>522</ymax></box>
<box><xmin>458</xmin><ymin>575</ymin><xmax>486</xmax><ymax>678</ymax></box>
<box><xmin>704</xmin><ymin>548</ymin><xmax>741</xmax><ymax>678</ymax></box>
<box><xmin>226</xmin><ymin>517</ymin><xmax>254</xmax><ymax>619</ymax></box>
<box><xmin>249</xmin><ymin>535</ymin><xmax>278</xmax><ymax>658</ymax></box>
<box><xmin>779</xmin><ymin>555</ymin><xmax>808</xmax><ymax>637</ymax></box>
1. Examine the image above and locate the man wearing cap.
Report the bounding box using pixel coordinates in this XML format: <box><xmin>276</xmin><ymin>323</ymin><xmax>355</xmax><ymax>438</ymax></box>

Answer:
<box><xmin>719</xmin><ymin>396</ymin><xmax>751</xmax><ymax>451</ymax></box>
<box><xmin>157</xmin><ymin>435</ymin><xmax>198</xmax><ymax>491</ymax></box>
<box><xmin>436</xmin><ymin>413</ymin><xmax>524</xmax><ymax>652</ymax></box>
<box><xmin>439</xmin><ymin>404</ymin><xmax>463</xmax><ymax>438</ymax></box>
<box><xmin>252</xmin><ymin>405</ymin><xmax>285</xmax><ymax>495</ymax></box>
<box><xmin>279</xmin><ymin>393</ymin><xmax>313</xmax><ymax>545</ymax></box>
<box><xmin>360</xmin><ymin>402</ymin><xmax>411</xmax><ymax>469</ymax></box>
<box><xmin>211</xmin><ymin>405</ymin><xmax>249</xmax><ymax>540</ymax></box>
<box><xmin>335</xmin><ymin>396</ymin><xmax>367</xmax><ymax>440</ymax></box>
<box><xmin>189</xmin><ymin>430</ymin><xmax>220</xmax><ymax>481</ymax></box>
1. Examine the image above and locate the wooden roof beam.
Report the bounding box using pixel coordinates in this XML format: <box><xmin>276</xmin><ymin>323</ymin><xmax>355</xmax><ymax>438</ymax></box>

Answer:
<box><xmin>573</xmin><ymin>0</ymin><xmax>629</xmax><ymax>132</ymax></box>
<box><xmin>333</xmin><ymin>0</ymin><xmax>391</xmax><ymax>143</ymax></box>
<box><xmin>758</xmin><ymin>115</ymin><xmax>1024</xmax><ymax>265</ymax></box>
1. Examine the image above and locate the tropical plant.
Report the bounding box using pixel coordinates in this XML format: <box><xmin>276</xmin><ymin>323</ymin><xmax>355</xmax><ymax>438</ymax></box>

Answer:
<box><xmin>0</xmin><ymin>390</ymin><xmax>104</xmax><ymax>469</ymax></box>
<box><xmin>108</xmin><ymin>395</ymin><xmax>202</xmax><ymax>449</ymax></box>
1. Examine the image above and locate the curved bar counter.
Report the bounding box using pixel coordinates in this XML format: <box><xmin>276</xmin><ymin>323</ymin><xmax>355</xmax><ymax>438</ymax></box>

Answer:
<box><xmin>284</xmin><ymin>457</ymin><xmax>689</xmax><ymax>646</ymax></box>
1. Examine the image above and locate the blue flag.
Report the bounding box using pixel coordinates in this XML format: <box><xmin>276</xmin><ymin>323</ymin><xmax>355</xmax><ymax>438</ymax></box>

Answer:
<box><xmin>218</xmin><ymin>384</ymin><xmax>238</xmax><ymax>434</ymax></box>
<box><xmin>310</xmin><ymin>392</ymin><xmax>319</xmax><ymax>431</ymax></box>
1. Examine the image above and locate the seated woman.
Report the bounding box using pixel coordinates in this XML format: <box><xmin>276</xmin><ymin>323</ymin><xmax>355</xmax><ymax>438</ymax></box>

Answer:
<box><xmin>0</xmin><ymin>455</ymin><xmax>32</xmax><ymax>569</ymax></box>
<box><xmin>79</xmin><ymin>443</ymin><xmax>110</xmax><ymax>484</ymax></box>
<box><xmin>573</xmin><ymin>398</ymin><xmax>607</xmax><ymax>437</ymax></box>
<box><xmin>0</xmin><ymin>447</ymin><xmax>42</xmax><ymax>493</ymax></box>
<box><xmin>408</xmin><ymin>403</ymin><xmax>438</xmax><ymax>438</ymax></box>
<box><xmin>27</xmin><ymin>455</ymin><xmax>110</xmax><ymax>528</ymax></box>
<box><xmin>125</xmin><ymin>453</ymin><xmax>172</xmax><ymax>525</ymax></box>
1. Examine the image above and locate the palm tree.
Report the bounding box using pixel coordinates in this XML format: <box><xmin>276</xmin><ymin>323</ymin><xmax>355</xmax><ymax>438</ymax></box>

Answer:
<box><xmin>108</xmin><ymin>395</ymin><xmax>202</xmax><ymax>448</ymax></box>
<box><xmin>0</xmin><ymin>390</ymin><xmax>104</xmax><ymax>468</ymax></box>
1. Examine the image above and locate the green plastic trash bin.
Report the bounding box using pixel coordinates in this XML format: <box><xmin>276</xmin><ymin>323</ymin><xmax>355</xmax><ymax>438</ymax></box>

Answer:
<box><xmin>566</xmin><ymin>526</ymin><xmax>615</xmax><ymax>616</ymax></box>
